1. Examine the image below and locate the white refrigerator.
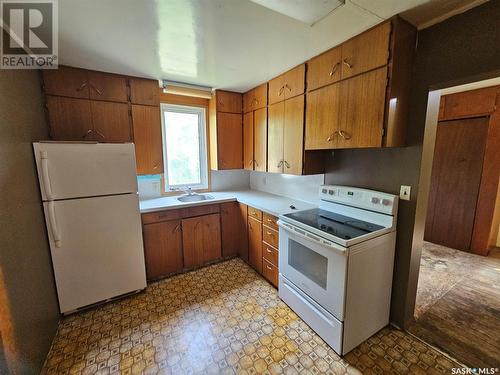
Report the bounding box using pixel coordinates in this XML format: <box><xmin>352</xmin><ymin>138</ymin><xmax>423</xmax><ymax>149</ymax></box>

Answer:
<box><xmin>33</xmin><ymin>142</ymin><xmax>147</xmax><ymax>314</ymax></box>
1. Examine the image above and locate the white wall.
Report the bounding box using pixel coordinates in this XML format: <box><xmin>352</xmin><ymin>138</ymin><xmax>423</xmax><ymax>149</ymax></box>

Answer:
<box><xmin>211</xmin><ymin>170</ymin><xmax>250</xmax><ymax>191</ymax></box>
<box><xmin>250</xmin><ymin>171</ymin><xmax>324</xmax><ymax>204</ymax></box>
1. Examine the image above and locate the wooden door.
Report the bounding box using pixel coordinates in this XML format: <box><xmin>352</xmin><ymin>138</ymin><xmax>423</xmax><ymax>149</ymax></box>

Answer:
<box><xmin>267</xmin><ymin>101</ymin><xmax>284</xmax><ymax>173</ymax></box>
<box><xmin>305</xmin><ymin>83</ymin><xmax>341</xmax><ymax>150</ymax></box>
<box><xmin>132</xmin><ymin>105</ymin><xmax>163</xmax><ymax>175</ymax></box>
<box><xmin>307</xmin><ymin>46</ymin><xmax>342</xmax><ymax>91</ymax></box>
<box><xmin>91</xmin><ymin>101</ymin><xmax>132</xmax><ymax>142</ymax></box>
<box><xmin>238</xmin><ymin>203</ymin><xmax>249</xmax><ymax>261</ymax></box>
<box><xmin>341</xmin><ymin>22</ymin><xmax>391</xmax><ymax>79</ymax></box>
<box><xmin>283</xmin><ymin>64</ymin><xmax>305</xmax><ymax>100</ymax></box>
<box><xmin>283</xmin><ymin>95</ymin><xmax>304</xmax><ymax>175</ymax></box>
<box><xmin>243</xmin><ymin>111</ymin><xmax>254</xmax><ymax>170</ymax></box>
<box><xmin>217</xmin><ymin>112</ymin><xmax>243</xmax><ymax>169</ymax></box>
<box><xmin>254</xmin><ymin>107</ymin><xmax>267</xmax><ymax>172</ymax></box>
<box><xmin>130</xmin><ymin>78</ymin><xmax>160</xmax><ymax>106</ymax></box>
<box><xmin>201</xmin><ymin>213</ymin><xmax>222</xmax><ymax>263</ymax></box>
<box><xmin>248</xmin><ymin>216</ymin><xmax>262</xmax><ymax>273</ymax></box>
<box><xmin>221</xmin><ymin>202</ymin><xmax>240</xmax><ymax>258</ymax></box>
<box><xmin>42</xmin><ymin>66</ymin><xmax>89</xmax><ymax>98</ymax></box>
<box><xmin>46</xmin><ymin>96</ymin><xmax>93</xmax><ymax>141</ymax></box>
<box><xmin>216</xmin><ymin>91</ymin><xmax>242</xmax><ymax>113</ymax></box>
<box><xmin>425</xmin><ymin>117</ymin><xmax>489</xmax><ymax>251</ymax></box>
<box><xmin>182</xmin><ymin>216</ymin><xmax>204</xmax><ymax>268</ymax></box>
<box><xmin>88</xmin><ymin>71</ymin><xmax>128</xmax><ymax>102</ymax></box>
<box><xmin>338</xmin><ymin>67</ymin><xmax>387</xmax><ymax>148</ymax></box>
<box><xmin>142</xmin><ymin>220</ymin><xmax>183</xmax><ymax>280</ymax></box>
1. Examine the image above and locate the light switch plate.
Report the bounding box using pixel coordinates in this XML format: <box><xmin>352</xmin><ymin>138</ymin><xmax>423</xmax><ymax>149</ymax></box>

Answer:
<box><xmin>400</xmin><ymin>185</ymin><xmax>411</xmax><ymax>201</ymax></box>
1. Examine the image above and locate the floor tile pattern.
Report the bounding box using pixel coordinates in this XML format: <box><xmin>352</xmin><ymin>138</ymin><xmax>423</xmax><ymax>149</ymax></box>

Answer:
<box><xmin>43</xmin><ymin>258</ymin><xmax>460</xmax><ymax>374</ymax></box>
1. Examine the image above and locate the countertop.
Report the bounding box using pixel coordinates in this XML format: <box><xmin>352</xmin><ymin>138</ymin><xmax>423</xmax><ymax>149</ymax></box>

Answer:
<box><xmin>139</xmin><ymin>190</ymin><xmax>317</xmax><ymax>217</ymax></box>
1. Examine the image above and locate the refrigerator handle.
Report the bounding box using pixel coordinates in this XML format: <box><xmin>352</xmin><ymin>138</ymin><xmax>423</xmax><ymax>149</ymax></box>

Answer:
<box><xmin>47</xmin><ymin>201</ymin><xmax>61</xmax><ymax>248</ymax></box>
<box><xmin>40</xmin><ymin>150</ymin><xmax>54</xmax><ymax>200</ymax></box>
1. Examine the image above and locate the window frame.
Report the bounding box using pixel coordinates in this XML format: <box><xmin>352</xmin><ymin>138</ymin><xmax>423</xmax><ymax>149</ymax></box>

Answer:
<box><xmin>160</xmin><ymin>103</ymin><xmax>209</xmax><ymax>192</ymax></box>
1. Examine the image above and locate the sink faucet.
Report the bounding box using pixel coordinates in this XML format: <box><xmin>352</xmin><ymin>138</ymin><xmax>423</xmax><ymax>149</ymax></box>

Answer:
<box><xmin>182</xmin><ymin>187</ymin><xmax>195</xmax><ymax>196</ymax></box>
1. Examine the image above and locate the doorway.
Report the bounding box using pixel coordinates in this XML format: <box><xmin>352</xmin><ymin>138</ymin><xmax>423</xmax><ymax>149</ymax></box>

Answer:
<box><xmin>409</xmin><ymin>83</ymin><xmax>500</xmax><ymax>367</ymax></box>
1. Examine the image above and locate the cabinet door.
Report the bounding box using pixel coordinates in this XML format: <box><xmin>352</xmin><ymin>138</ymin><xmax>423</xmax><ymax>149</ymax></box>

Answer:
<box><xmin>239</xmin><ymin>203</ymin><xmax>249</xmax><ymax>261</ymax></box>
<box><xmin>91</xmin><ymin>101</ymin><xmax>132</xmax><ymax>142</ymax></box>
<box><xmin>243</xmin><ymin>111</ymin><xmax>254</xmax><ymax>170</ymax></box>
<box><xmin>268</xmin><ymin>75</ymin><xmax>286</xmax><ymax>105</ymax></box>
<box><xmin>338</xmin><ymin>67</ymin><xmax>387</xmax><ymax>148</ymax></box>
<box><xmin>132</xmin><ymin>105</ymin><xmax>163</xmax><ymax>175</ymax></box>
<box><xmin>283</xmin><ymin>64</ymin><xmax>305</xmax><ymax>100</ymax></box>
<box><xmin>267</xmin><ymin>101</ymin><xmax>284</xmax><ymax>173</ymax></box>
<box><xmin>305</xmin><ymin>83</ymin><xmax>341</xmax><ymax>150</ymax></box>
<box><xmin>202</xmin><ymin>213</ymin><xmax>222</xmax><ymax>263</ymax></box>
<box><xmin>182</xmin><ymin>216</ymin><xmax>204</xmax><ymax>268</ymax></box>
<box><xmin>216</xmin><ymin>91</ymin><xmax>242</xmax><ymax>113</ymax></box>
<box><xmin>46</xmin><ymin>96</ymin><xmax>93</xmax><ymax>141</ymax></box>
<box><xmin>221</xmin><ymin>202</ymin><xmax>240</xmax><ymax>258</ymax></box>
<box><xmin>143</xmin><ymin>220</ymin><xmax>183</xmax><ymax>280</ymax></box>
<box><xmin>254</xmin><ymin>107</ymin><xmax>267</xmax><ymax>172</ymax></box>
<box><xmin>248</xmin><ymin>216</ymin><xmax>262</xmax><ymax>273</ymax></box>
<box><xmin>341</xmin><ymin>22</ymin><xmax>391</xmax><ymax>79</ymax></box>
<box><xmin>42</xmin><ymin>66</ymin><xmax>89</xmax><ymax>98</ymax></box>
<box><xmin>253</xmin><ymin>83</ymin><xmax>268</xmax><ymax>110</ymax></box>
<box><xmin>217</xmin><ymin>112</ymin><xmax>242</xmax><ymax>169</ymax></box>
<box><xmin>243</xmin><ymin>89</ymin><xmax>254</xmax><ymax>113</ymax></box>
<box><xmin>307</xmin><ymin>46</ymin><xmax>342</xmax><ymax>91</ymax></box>
<box><xmin>130</xmin><ymin>78</ymin><xmax>159</xmax><ymax>106</ymax></box>
<box><xmin>88</xmin><ymin>71</ymin><xmax>128</xmax><ymax>102</ymax></box>
<box><xmin>262</xmin><ymin>259</ymin><xmax>278</xmax><ymax>288</ymax></box>
<box><xmin>283</xmin><ymin>95</ymin><xmax>304</xmax><ymax>175</ymax></box>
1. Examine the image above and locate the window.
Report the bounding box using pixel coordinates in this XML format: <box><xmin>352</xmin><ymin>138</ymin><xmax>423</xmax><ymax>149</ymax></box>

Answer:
<box><xmin>160</xmin><ymin>104</ymin><xmax>208</xmax><ymax>191</ymax></box>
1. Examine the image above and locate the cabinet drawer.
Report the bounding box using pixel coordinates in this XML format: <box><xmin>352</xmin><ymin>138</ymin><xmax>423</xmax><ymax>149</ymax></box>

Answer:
<box><xmin>42</xmin><ymin>66</ymin><xmax>89</xmax><ymax>99</ymax></box>
<box><xmin>262</xmin><ymin>259</ymin><xmax>278</xmax><ymax>288</ymax></box>
<box><xmin>88</xmin><ymin>71</ymin><xmax>128</xmax><ymax>102</ymax></box>
<box><xmin>263</xmin><ymin>226</ymin><xmax>279</xmax><ymax>248</ymax></box>
<box><xmin>181</xmin><ymin>204</ymin><xmax>220</xmax><ymax>218</ymax></box>
<box><xmin>263</xmin><ymin>243</ymin><xmax>278</xmax><ymax>266</ymax></box>
<box><xmin>248</xmin><ymin>206</ymin><xmax>262</xmax><ymax>221</ymax></box>
<box><xmin>130</xmin><ymin>78</ymin><xmax>160</xmax><ymax>106</ymax></box>
<box><xmin>142</xmin><ymin>209</ymin><xmax>181</xmax><ymax>224</ymax></box>
<box><xmin>216</xmin><ymin>91</ymin><xmax>242</xmax><ymax>113</ymax></box>
<box><xmin>263</xmin><ymin>213</ymin><xmax>278</xmax><ymax>230</ymax></box>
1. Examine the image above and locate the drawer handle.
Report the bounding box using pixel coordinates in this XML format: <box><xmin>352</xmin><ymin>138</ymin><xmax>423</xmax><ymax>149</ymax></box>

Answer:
<box><xmin>343</xmin><ymin>59</ymin><xmax>353</xmax><ymax>69</ymax></box>
<box><xmin>76</xmin><ymin>82</ymin><xmax>87</xmax><ymax>92</ymax></box>
<box><xmin>90</xmin><ymin>84</ymin><xmax>103</xmax><ymax>96</ymax></box>
<box><xmin>173</xmin><ymin>224</ymin><xmax>181</xmax><ymax>233</ymax></box>
<box><xmin>266</xmin><ymin>232</ymin><xmax>273</xmax><ymax>236</ymax></box>
<box><xmin>329</xmin><ymin>63</ymin><xmax>340</xmax><ymax>76</ymax></box>
<box><xmin>266</xmin><ymin>248</ymin><xmax>273</xmax><ymax>253</ymax></box>
<box><xmin>266</xmin><ymin>265</ymin><xmax>272</xmax><ymax>270</ymax></box>
<box><xmin>285</xmin><ymin>84</ymin><xmax>291</xmax><ymax>92</ymax></box>
<box><xmin>267</xmin><ymin>219</ymin><xmax>274</xmax><ymax>223</ymax></box>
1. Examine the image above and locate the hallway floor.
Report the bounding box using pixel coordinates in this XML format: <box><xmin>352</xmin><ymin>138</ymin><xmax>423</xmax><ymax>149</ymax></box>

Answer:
<box><xmin>408</xmin><ymin>242</ymin><xmax>500</xmax><ymax>368</ymax></box>
<box><xmin>43</xmin><ymin>258</ymin><xmax>460</xmax><ymax>375</ymax></box>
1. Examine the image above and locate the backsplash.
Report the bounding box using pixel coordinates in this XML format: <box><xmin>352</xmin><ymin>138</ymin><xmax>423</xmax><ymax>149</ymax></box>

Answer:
<box><xmin>249</xmin><ymin>171</ymin><xmax>324</xmax><ymax>204</ymax></box>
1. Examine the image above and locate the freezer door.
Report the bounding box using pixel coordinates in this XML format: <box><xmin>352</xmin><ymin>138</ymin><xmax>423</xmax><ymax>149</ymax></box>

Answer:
<box><xmin>43</xmin><ymin>194</ymin><xmax>146</xmax><ymax>313</ymax></box>
<box><xmin>33</xmin><ymin>142</ymin><xmax>138</xmax><ymax>200</ymax></box>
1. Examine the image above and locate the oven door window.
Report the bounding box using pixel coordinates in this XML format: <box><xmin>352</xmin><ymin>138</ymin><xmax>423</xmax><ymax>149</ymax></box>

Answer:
<box><xmin>288</xmin><ymin>239</ymin><xmax>328</xmax><ymax>289</ymax></box>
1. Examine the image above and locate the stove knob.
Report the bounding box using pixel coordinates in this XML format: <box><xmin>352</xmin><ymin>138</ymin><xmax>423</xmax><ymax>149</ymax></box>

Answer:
<box><xmin>371</xmin><ymin>197</ymin><xmax>380</xmax><ymax>204</ymax></box>
<box><xmin>322</xmin><ymin>188</ymin><xmax>327</xmax><ymax>194</ymax></box>
<box><xmin>382</xmin><ymin>199</ymin><xmax>391</xmax><ymax>206</ymax></box>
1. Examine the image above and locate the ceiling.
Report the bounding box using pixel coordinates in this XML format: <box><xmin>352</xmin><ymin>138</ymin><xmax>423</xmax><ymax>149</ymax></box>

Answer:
<box><xmin>58</xmin><ymin>0</ymin><xmax>486</xmax><ymax>92</ymax></box>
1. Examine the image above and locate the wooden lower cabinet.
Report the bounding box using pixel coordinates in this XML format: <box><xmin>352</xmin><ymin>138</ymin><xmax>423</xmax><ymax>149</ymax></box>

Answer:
<box><xmin>182</xmin><ymin>213</ymin><xmax>221</xmax><ymax>268</ymax></box>
<box><xmin>221</xmin><ymin>202</ymin><xmax>241</xmax><ymax>258</ymax></box>
<box><xmin>142</xmin><ymin>220</ymin><xmax>183</xmax><ymax>280</ymax></box>
<box><xmin>262</xmin><ymin>259</ymin><xmax>279</xmax><ymax>288</ymax></box>
<box><xmin>248</xmin><ymin>216</ymin><xmax>262</xmax><ymax>273</ymax></box>
<box><xmin>239</xmin><ymin>203</ymin><xmax>249</xmax><ymax>261</ymax></box>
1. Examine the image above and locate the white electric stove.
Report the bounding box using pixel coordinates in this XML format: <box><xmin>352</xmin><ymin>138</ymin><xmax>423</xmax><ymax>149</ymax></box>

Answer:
<box><xmin>278</xmin><ymin>185</ymin><xmax>398</xmax><ymax>355</ymax></box>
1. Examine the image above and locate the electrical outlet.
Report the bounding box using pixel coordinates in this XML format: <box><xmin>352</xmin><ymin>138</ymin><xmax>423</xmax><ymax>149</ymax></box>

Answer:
<box><xmin>400</xmin><ymin>185</ymin><xmax>411</xmax><ymax>201</ymax></box>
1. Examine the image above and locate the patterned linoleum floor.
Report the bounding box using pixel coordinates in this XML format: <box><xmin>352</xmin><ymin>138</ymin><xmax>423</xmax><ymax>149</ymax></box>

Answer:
<box><xmin>43</xmin><ymin>258</ymin><xmax>461</xmax><ymax>374</ymax></box>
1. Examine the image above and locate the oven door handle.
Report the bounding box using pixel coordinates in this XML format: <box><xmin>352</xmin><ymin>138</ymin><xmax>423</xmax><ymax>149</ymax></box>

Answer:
<box><xmin>277</xmin><ymin>220</ymin><xmax>347</xmax><ymax>254</ymax></box>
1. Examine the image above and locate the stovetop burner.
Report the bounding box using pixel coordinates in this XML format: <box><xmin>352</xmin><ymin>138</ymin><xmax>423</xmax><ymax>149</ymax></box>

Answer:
<box><xmin>283</xmin><ymin>208</ymin><xmax>384</xmax><ymax>240</ymax></box>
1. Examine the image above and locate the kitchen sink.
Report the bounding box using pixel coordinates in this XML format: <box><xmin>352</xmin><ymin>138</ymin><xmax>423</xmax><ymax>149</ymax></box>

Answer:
<box><xmin>177</xmin><ymin>194</ymin><xmax>214</xmax><ymax>203</ymax></box>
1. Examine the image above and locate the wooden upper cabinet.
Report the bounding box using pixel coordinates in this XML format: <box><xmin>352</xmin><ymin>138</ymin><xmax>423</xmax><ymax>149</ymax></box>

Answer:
<box><xmin>283</xmin><ymin>95</ymin><xmax>304</xmax><ymax>175</ymax></box>
<box><xmin>220</xmin><ymin>202</ymin><xmax>241</xmax><ymax>258</ymax></box>
<box><xmin>243</xmin><ymin>111</ymin><xmax>254</xmax><ymax>170</ymax></box>
<box><xmin>267</xmin><ymin>101</ymin><xmax>285</xmax><ymax>173</ymax></box>
<box><xmin>341</xmin><ymin>21</ymin><xmax>391</xmax><ymax>79</ymax></box>
<box><xmin>91</xmin><ymin>101</ymin><xmax>132</xmax><ymax>142</ymax></box>
<box><xmin>269</xmin><ymin>64</ymin><xmax>305</xmax><ymax>104</ymax></box>
<box><xmin>305</xmin><ymin>83</ymin><xmax>341</xmax><ymax>150</ymax></box>
<box><xmin>143</xmin><ymin>220</ymin><xmax>183</xmax><ymax>280</ymax></box>
<box><xmin>253</xmin><ymin>107</ymin><xmax>267</xmax><ymax>172</ymax></box>
<box><xmin>42</xmin><ymin>66</ymin><xmax>89</xmax><ymax>99</ymax></box>
<box><xmin>87</xmin><ymin>71</ymin><xmax>128</xmax><ymax>102</ymax></box>
<box><xmin>182</xmin><ymin>213</ymin><xmax>221</xmax><ymax>268</ymax></box>
<box><xmin>132</xmin><ymin>105</ymin><xmax>163</xmax><ymax>175</ymax></box>
<box><xmin>130</xmin><ymin>78</ymin><xmax>160</xmax><ymax>106</ymax></box>
<box><xmin>337</xmin><ymin>67</ymin><xmax>387</xmax><ymax>148</ymax></box>
<box><xmin>307</xmin><ymin>46</ymin><xmax>342</xmax><ymax>91</ymax></box>
<box><xmin>46</xmin><ymin>96</ymin><xmax>93</xmax><ymax>141</ymax></box>
<box><xmin>244</xmin><ymin>83</ymin><xmax>268</xmax><ymax>112</ymax></box>
<box><xmin>215</xmin><ymin>90</ymin><xmax>242</xmax><ymax>113</ymax></box>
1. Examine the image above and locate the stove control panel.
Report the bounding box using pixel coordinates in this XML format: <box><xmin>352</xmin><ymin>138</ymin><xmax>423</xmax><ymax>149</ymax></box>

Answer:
<box><xmin>319</xmin><ymin>185</ymin><xmax>398</xmax><ymax>216</ymax></box>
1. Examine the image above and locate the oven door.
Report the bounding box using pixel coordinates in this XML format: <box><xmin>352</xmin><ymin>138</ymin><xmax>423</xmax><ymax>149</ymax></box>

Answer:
<box><xmin>278</xmin><ymin>222</ymin><xmax>348</xmax><ymax>321</ymax></box>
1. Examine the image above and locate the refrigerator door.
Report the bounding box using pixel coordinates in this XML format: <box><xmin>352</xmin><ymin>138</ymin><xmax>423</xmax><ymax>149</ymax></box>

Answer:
<box><xmin>33</xmin><ymin>142</ymin><xmax>138</xmax><ymax>201</ymax></box>
<box><xmin>43</xmin><ymin>193</ymin><xmax>146</xmax><ymax>313</ymax></box>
